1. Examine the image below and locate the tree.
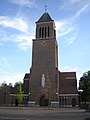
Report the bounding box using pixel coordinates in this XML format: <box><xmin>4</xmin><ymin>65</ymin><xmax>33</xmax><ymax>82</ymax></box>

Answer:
<box><xmin>14</xmin><ymin>82</ymin><xmax>24</xmax><ymax>104</ymax></box>
<box><xmin>79</xmin><ymin>71</ymin><xmax>90</xmax><ymax>102</ymax></box>
<box><xmin>14</xmin><ymin>82</ymin><xmax>23</xmax><ymax>88</ymax></box>
<box><xmin>1</xmin><ymin>81</ymin><xmax>7</xmax><ymax>87</ymax></box>
<box><xmin>0</xmin><ymin>86</ymin><xmax>2</xmax><ymax>92</ymax></box>
<box><xmin>17</xmin><ymin>83</ymin><xmax>24</xmax><ymax>104</ymax></box>
<box><xmin>0</xmin><ymin>81</ymin><xmax>7</xmax><ymax>92</ymax></box>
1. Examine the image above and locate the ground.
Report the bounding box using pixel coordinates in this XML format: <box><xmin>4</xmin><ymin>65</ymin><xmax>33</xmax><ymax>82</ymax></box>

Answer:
<box><xmin>0</xmin><ymin>107</ymin><xmax>90</xmax><ymax>120</ymax></box>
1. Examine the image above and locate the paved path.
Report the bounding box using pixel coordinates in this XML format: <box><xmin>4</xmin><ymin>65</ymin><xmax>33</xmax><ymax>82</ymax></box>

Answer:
<box><xmin>0</xmin><ymin>107</ymin><xmax>90</xmax><ymax>120</ymax></box>
<box><xmin>0</xmin><ymin>107</ymin><xmax>85</xmax><ymax>115</ymax></box>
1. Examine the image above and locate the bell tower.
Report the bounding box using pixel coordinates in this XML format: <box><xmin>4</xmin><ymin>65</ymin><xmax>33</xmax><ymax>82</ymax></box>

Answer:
<box><xmin>36</xmin><ymin>13</ymin><xmax>56</xmax><ymax>39</ymax></box>
<box><xmin>29</xmin><ymin>12</ymin><xmax>59</xmax><ymax>106</ymax></box>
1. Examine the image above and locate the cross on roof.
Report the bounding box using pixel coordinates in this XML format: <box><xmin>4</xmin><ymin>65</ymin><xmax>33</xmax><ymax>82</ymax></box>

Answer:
<box><xmin>45</xmin><ymin>5</ymin><xmax>47</xmax><ymax>13</ymax></box>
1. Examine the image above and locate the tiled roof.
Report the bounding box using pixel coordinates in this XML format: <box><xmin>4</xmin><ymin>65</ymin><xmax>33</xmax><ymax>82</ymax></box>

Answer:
<box><xmin>36</xmin><ymin>12</ymin><xmax>54</xmax><ymax>23</ymax></box>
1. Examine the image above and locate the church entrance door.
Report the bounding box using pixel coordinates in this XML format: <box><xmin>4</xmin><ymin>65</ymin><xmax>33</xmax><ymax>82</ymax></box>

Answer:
<box><xmin>39</xmin><ymin>96</ymin><xmax>49</xmax><ymax>106</ymax></box>
<box><xmin>72</xmin><ymin>98</ymin><xmax>76</xmax><ymax>107</ymax></box>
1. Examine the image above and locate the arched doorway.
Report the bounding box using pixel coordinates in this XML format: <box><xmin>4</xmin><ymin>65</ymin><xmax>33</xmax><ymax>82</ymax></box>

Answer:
<box><xmin>39</xmin><ymin>96</ymin><xmax>49</xmax><ymax>106</ymax></box>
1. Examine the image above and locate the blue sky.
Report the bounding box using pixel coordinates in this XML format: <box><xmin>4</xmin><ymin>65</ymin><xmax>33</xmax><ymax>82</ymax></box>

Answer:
<box><xmin>0</xmin><ymin>0</ymin><xmax>90</xmax><ymax>86</ymax></box>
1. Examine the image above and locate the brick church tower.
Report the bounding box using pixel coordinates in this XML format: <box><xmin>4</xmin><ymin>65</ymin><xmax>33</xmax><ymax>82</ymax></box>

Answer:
<box><xmin>23</xmin><ymin>11</ymin><xmax>78</xmax><ymax>107</ymax></box>
<box><xmin>29</xmin><ymin>12</ymin><xmax>59</xmax><ymax>106</ymax></box>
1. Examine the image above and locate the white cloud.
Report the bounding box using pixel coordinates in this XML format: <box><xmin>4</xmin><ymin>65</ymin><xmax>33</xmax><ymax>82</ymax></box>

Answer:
<box><xmin>59</xmin><ymin>0</ymin><xmax>80</xmax><ymax>11</ymax></box>
<box><xmin>55</xmin><ymin>20</ymin><xmax>77</xmax><ymax>45</ymax></box>
<box><xmin>56</xmin><ymin>0</ymin><xmax>90</xmax><ymax>46</ymax></box>
<box><xmin>0</xmin><ymin>57</ymin><xmax>27</xmax><ymax>86</ymax></box>
<box><xmin>0</xmin><ymin>32</ymin><xmax>34</xmax><ymax>51</ymax></box>
<box><xmin>74</xmin><ymin>3</ymin><xmax>90</xmax><ymax>18</ymax></box>
<box><xmin>0</xmin><ymin>73</ymin><xmax>24</xmax><ymax>86</ymax></box>
<box><xmin>0</xmin><ymin>57</ymin><xmax>25</xmax><ymax>85</ymax></box>
<box><xmin>59</xmin><ymin>0</ymin><xmax>90</xmax><ymax>11</ymax></box>
<box><xmin>0</xmin><ymin>30</ymin><xmax>8</xmax><ymax>43</ymax></box>
<box><xmin>15</xmin><ymin>34</ymin><xmax>33</xmax><ymax>50</ymax></box>
<box><xmin>64</xmin><ymin>36</ymin><xmax>77</xmax><ymax>45</ymax></box>
<box><xmin>55</xmin><ymin>20</ymin><xmax>73</xmax><ymax>37</ymax></box>
<box><xmin>59</xmin><ymin>1</ymin><xmax>90</xmax><ymax>23</ymax></box>
<box><xmin>0</xmin><ymin>57</ymin><xmax>11</xmax><ymax>71</ymax></box>
<box><xmin>0</xmin><ymin>15</ymin><xmax>35</xmax><ymax>50</ymax></box>
<box><xmin>69</xmin><ymin>0</ymin><xmax>81</xmax><ymax>4</ymax></box>
<box><xmin>8</xmin><ymin>0</ymin><xmax>35</xmax><ymax>8</ymax></box>
<box><xmin>60</xmin><ymin>65</ymin><xmax>78</xmax><ymax>72</ymax></box>
<box><xmin>0</xmin><ymin>30</ymin><xmax>34</xmax><ymax>51</ymax></box>
<box><xmin>0</xmin><ymin>16</ymin><xmax>29</xmax><ymax>33</ymax></box>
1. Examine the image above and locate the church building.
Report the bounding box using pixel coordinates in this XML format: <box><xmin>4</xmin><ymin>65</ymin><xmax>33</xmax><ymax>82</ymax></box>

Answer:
<box><xmin>23</xmin><ymin>11</ymin><xmax>78</xmax><ymax>107</ymax></box>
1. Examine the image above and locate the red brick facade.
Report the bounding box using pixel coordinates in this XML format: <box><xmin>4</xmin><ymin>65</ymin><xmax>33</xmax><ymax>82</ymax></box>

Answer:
<box><xmin>23</xmin><ymin>12</ymin><xmax>78</xmax><ymax>107</ymax></box>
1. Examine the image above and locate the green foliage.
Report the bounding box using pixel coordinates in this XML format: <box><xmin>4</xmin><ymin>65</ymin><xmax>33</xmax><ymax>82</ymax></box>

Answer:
<box><xmin>1</xmin><ymin>81</ymin><xmax>7</xmax><ymax>87</ymax></box>
<box><xmin>79</xmin><ymin>71</ymin><xmax>90</xmax><ymax>102</ymax></box>
<box><xmin>0</xmin><ymin>82</ymin><xmax>7</xmax><ymax>92</ymax></box>
<box><xmin>0</xmin><ymin>86</ymin><xmax>2</xmax><ymax>91</ymax></box>
<box><xmin>16</xmin><ymin>83</ymin><xmax>24</xmax><ymax>104</ymax></box>
<box><xmin>14</xmin><ymin>82</ymin><xmax>23</xmax><ymax>88</ymax></box>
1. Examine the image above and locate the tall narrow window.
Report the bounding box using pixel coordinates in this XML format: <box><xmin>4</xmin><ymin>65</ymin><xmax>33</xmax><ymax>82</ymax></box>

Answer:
<box><xmin>42</xmin><ymin>27</ymin><xmax>44</xmax><ymax>38</ymax></box>
<box><xmin>45</xmin><ymin>27</ymin><xmax>46</xmax><ymax>38</ymax></box>
<box><xmin>36</xmin><ymin>28</ymin><xmax>37</xmax><ymax>38</ymax></box>
<box><xmin>39</xmin><ymin>27</ymin><xmax>41</xmax><ymax>38</ymax></box>
<box><xmin>48</xmin><ymin>26</ymin><xmax>49</xmax><ymax>37</ymax></box>
<box><xmin>54</xmin><ymin>29</ymin><xmax>56</xmax><ymax>38</ymax></box>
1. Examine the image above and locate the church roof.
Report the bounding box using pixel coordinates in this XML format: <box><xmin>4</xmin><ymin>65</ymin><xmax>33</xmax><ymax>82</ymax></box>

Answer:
<box><xmin>36</xmin><ymin>12</ymin><xmax>54</xmax><ymax>23</ymax></box>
